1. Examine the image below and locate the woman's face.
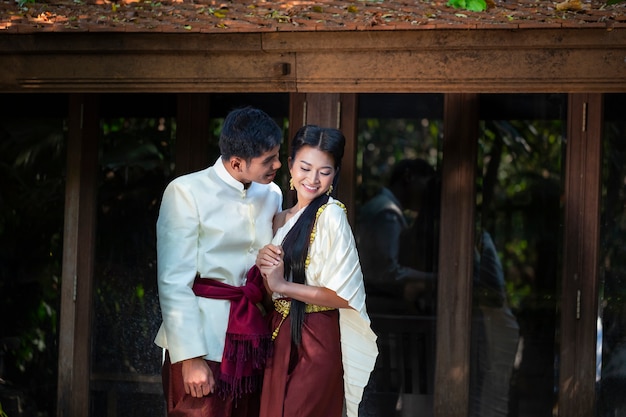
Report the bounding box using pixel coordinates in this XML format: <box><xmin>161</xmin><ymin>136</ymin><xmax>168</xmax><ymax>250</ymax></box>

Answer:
<box><xmin>289</xmin><ymin>145</ymin><xmax>336</xmax><ymax>207</ymax></box>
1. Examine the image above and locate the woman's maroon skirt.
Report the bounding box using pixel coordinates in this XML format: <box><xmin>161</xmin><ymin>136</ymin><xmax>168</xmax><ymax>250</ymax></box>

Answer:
<box><xmin>259</xmin><ymin>308</ymin><xmax>344</xmax><ymax>417</ymax></box>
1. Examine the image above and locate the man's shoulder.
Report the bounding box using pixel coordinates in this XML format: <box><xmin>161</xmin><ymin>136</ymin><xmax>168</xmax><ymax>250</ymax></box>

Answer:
<box><xmin>168</xmin><ymin>167</ymin><xmax>213</xmax><ymax>186</ymax></box>
<box><xmin>268</xmin><ymin>181</ymin><xmax>282</xmax><ymax>195</ymax></box>
<box><xmin>360</xmin><ymin>192</ymin><xmax>402</xmax><ymax>219</ymax></box>
<box><xmin>250</xmin><ymin>180</ymin><xmax>282</xmax><ymax>196</ymax></box>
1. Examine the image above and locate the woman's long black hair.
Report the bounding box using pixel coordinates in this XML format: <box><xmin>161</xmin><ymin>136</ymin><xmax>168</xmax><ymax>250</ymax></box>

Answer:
<box><xmin>281</xmin><ymin>125</ymin><xmax>345</xmax><ymax>345</ymax></box>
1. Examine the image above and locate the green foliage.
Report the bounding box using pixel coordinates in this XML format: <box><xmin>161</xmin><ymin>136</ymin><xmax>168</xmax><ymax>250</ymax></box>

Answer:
<box><xmin>607</xmin><ymin>0</ymin><xmax>625</xmax><ymax>4</ymax></box>
<box><xmin>447</xmin><ymin>0</ymin><xmax>488</xmax><ymax>12</ymax></box>
<box><xmin>356</xmin><ymin>117</ymin><xmax>442</xmax><ymax>206</ymax></box>
<box><xmin>0</xmin><ymin>401</ymin><xmax>7</xmax><ymax>417</ymax></box>
<box><xmin>477</xmin><ymin>117</ymin><xmax>564</xmax><ymax>313</ymax></box>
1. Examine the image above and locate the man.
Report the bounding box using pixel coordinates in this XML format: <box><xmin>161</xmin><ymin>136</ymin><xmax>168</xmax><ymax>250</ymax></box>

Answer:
<box><xmin>154</xmin><ymin>107</ymin><xmax>283</xmax><ymax>417</ymax></box>
<box><xmin>356</xmin><ymin>159</ymin><xmax>437</xmax><ymax>416</ymax></box>
<box><xmin>356</xmin><ymin>158</ymin><xmax>435</xmax><ymax>314</ymax></box>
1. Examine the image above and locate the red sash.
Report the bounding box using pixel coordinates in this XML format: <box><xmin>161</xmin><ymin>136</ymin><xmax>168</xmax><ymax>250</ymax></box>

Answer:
<box><xmin>192</xmin><ymin>266</ymin><xmax>271</xmax><ymax>398</ymax></box>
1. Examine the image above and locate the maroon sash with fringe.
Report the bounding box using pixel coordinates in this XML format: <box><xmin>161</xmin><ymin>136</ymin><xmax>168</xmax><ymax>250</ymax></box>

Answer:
<box><xmin>191</xmin><ymin>265</ymin><xmax>271</xmax><ymax>398</ymax></box>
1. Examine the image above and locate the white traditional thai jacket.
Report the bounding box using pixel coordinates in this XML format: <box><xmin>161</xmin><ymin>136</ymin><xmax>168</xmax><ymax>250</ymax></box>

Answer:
<box><xmin>154</xmin><ymin>157</ymin><xmax>282</xmax><ymax>364</ymax></box>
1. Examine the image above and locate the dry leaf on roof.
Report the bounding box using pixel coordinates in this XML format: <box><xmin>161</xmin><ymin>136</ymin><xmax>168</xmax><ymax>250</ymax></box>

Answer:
<box><xmin>556</xmin><ymin>0</ymin><xmax>583</xmax><ymax>11</ymax></box>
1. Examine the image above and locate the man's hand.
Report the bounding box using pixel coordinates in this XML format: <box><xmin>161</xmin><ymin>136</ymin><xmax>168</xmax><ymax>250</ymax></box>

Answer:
<box><xmin>181</xmin><ymin>357</ymin><xmax>215</xmax><ymax>397</ymax></box>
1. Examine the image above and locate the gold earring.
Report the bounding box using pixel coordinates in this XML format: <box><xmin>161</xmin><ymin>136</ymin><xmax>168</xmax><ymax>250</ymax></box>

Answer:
<box><xmin>326</xmin><ymin>185</ymin><xmax>333</xmax><ymax>196</ymax></box>
<box><xmin>289</xmin><ymin>178</ymin><xmax>294</xmax><ymax>190</ymax></box>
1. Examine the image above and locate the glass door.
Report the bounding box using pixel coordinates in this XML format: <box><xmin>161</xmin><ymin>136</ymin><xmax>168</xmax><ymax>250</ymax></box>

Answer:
<box><xmin>355</xmin><ymin>93</ymin><xmax>444</xmax><ymax>417</ymax></box>
<box><xmin>472</xmin><ymin>94</ymin><xmax>567</xmax><ymax>417</ymax></box>
<box><xmin>597</xmin><ymin>93</ymin><xmax>626</xmax><ymax>417</ymax></box>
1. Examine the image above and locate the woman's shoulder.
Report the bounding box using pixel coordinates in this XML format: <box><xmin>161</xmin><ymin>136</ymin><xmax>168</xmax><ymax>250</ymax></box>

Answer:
<box><xmin>272</xmin><ymin>210</ymin><xmax>289</xmax><ymax>234</ymax></box>
<box><xmin>316</xmin><ymin>198</ymin><xmax>348</xmax><ymax>227</ymax></box>
<box><xmin>321</xmin><ymin>198</ymin><xmax>348</xmax><ymax>215</ymax></box>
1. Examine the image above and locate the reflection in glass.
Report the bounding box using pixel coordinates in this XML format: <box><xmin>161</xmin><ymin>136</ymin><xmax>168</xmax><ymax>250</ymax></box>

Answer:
<box><xmin>355</xmin><ymin>94</ymin><xmax>443</xmax><ymax>417</ymax></box>
<box><xmin>474</xmin><ymin>94</ymin><xmax>566</xmax><ymax>417</ymax></box>
<box><xmin>597</xmin><ymin>93</ymin><xmax>626</xmax><ymax>417</ymax></box>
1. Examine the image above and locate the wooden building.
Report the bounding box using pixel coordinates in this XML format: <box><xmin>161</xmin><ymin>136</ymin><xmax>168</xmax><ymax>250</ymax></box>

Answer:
<box><xmin>1</xmin><ymin>1</ymin><xmax>626</xmax><ymax>416</ymax></box>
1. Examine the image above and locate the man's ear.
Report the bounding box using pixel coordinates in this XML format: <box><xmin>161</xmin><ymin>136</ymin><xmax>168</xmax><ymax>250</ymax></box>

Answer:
<box><xmin>230</xmin><ymin>156</ymin><xmax>244</xmax><ymax>172</ymax></box>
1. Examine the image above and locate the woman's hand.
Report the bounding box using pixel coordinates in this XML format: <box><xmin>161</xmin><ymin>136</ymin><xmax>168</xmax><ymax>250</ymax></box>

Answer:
<box><xmin>259</xmin><ymin>254</ymin><xmax>286</xmax><ymax>294</ymax></box>
<box><xmin>256</xmin><ymin>244</ymin><xmax>282</xmax><ymax>268</ymax></box>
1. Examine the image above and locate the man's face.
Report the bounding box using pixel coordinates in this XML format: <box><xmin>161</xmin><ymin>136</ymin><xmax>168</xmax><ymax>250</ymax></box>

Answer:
<box><xmin>240</xmin><ymin>145</ymin><xmax>282</xmax><ymax>185</ymax></box>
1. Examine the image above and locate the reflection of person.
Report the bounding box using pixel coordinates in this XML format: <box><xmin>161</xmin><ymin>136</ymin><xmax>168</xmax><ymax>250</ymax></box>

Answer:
<box><xmin>470</xmin><ymin>231</ymin><xmax>520</xmax><ymax>417</ymax></box>
<box><xmin>255</xmin><ymin>125</ymin><xmax>378</xmax><ymax>417</ymax></box>
<box><xmin>356</xmin><ymin>159</ymin><xmax>436</xmax><ymax>314</ymax></box>
<box><xmin>154</xmin><ymin>107</ymin><xmax>283</xmax><ymax>417</ymax></box>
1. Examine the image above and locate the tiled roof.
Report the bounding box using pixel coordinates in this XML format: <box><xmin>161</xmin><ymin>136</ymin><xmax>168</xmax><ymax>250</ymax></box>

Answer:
<box><xmin>1</xmin><ymin>0</ymin><xmax>625</xmax><ymax>33</ymax></box>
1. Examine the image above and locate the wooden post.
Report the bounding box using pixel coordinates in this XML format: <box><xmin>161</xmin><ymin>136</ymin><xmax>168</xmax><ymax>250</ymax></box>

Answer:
<box><xmin>175</xmin><ymin>94</ymin><xmax>211</xmax><ymax>176</ymax></box>
<box><xmin>558</xmin><ymin>93</ymin><xmax>603</xmax><ymax>417</ymax></box>
<box><xmin>57</xmin><ymin>93</ymin><xmax>99</xmax><ymax>417</ymax></box>
<box><xmin>296</xmin><ymin>93</ymin><xmax>358</xmax><ymax>224</ymax></box>
<box><xmin>434</xmin><ymin>93</ymin><xmax>478</xmax><ymax>417</ymax></box>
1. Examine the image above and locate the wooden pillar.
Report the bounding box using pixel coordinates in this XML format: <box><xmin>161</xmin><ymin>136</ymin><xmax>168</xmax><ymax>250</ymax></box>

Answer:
<box><xmin>175</xmin><ymin>94</ymin><xmax>211</xmax><ymax>176</ymax></box>
<box><xmin>289</xmin><ymin>92</ymin><xmax>358</xmax><ymax>224</ymax></box>
<box><xmin>57</xmin><ymin>93</ymin><xmax>99</xmax><ymax>417</ymax></box>
<box><xmin>434</xmin><ymin>93</ymin><xmax>478</xmax><ymax>417</ymax></box>
<box><xmin>558</xmin><ymin>93</ymin><xmax>603</xmax><ymax>417</ymax></box>
<box><xmin>338</xmin><ymin>93</ymin><xmax>357</xmax><ymax>225</ymax></box>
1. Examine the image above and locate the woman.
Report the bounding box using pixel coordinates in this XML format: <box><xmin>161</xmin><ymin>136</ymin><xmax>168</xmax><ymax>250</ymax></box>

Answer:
<box><xmin>256</xmin><ymin>125</ymin><xmax>378</xmax><ymax>417</ymax></box>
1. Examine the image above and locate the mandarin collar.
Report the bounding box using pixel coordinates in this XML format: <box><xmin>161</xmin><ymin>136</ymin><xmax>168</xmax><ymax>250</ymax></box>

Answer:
<box><xmin>214</xmin><ymin>156</ymin><xmax>247</xmax><ymax>193</ymax></box>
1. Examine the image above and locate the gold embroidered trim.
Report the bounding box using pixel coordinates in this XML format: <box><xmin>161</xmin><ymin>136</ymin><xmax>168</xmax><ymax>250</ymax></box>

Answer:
<box><xmin>305</xmin><ymin>201</ymin><xmax>347</xmax><ymax>268</ymax></box>
<box><xmin>271</xmin><ymin>298</ymin><xmax>336</xmax><ymax>341</ymax></box>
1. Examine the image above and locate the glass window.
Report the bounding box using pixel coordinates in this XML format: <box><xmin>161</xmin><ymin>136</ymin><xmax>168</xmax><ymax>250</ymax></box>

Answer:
<box><xmin>473</xmin><ymin>94</ymin><xmax>567</xmax><ymax>417</ymax></box>
<box><xmin>356</xmin><ymin>93</ymin><xmax>443</xmax><ymax>417</ymax></box>
<box><xmin>597</xmin><ymin>93</ymin><xmax>626</xmax><ymax>417</ymax></box>
<box><xmin>0</xmin><ymin>94</ymin><xmax>68</xmax><ymax>417</ymax></box>
<box><xmin>91</xmin><ymin>95</ymin><xmax>177</xmax><ymax>417</ymax></box>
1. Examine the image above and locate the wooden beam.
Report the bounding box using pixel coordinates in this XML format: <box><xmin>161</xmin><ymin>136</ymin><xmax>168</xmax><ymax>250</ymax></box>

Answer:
<box><xmin>434</xmin><ymin>93</ymin><xmax>478</xmax><ymax>417</ymax></box>
<box><xmin>0</xmin><ymin>30</ymin><xmax>625</xmax><ymax>93</ymax></box>
<box><xmin>558</xmin><ymin>93</ymin><xmax>603</xmax><ymax>417</ymax></box>
<box><xmin>57</xmin><ymin>93</ymin><xmax>99</xmax><ymax>417</ymax></box>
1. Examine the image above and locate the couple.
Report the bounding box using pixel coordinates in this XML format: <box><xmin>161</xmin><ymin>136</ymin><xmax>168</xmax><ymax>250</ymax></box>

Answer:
<box><xmin>154</xmin><ymin>106</ymin><xmax>378</xmax><ymax>417</ymax></box>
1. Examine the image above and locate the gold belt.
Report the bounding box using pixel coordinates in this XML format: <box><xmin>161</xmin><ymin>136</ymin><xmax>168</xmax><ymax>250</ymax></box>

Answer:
<box><xmin>271</xmin><ymin>299</ymin><xmax>336</xmax><ymax>340</ymax></box>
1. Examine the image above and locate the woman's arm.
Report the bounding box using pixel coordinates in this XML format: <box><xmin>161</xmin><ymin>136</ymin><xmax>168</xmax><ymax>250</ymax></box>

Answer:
<box><xmin>259</xmin><ymin>250</ymin><xmax>350</xmax><ymax>309</ymax></box>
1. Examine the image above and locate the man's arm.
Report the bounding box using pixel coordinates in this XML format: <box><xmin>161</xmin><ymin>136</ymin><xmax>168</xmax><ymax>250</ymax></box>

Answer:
<box><xmin>157</xmin><ymin>180</ymin><xmax>208</xmax><ymax>363</ymax></box>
